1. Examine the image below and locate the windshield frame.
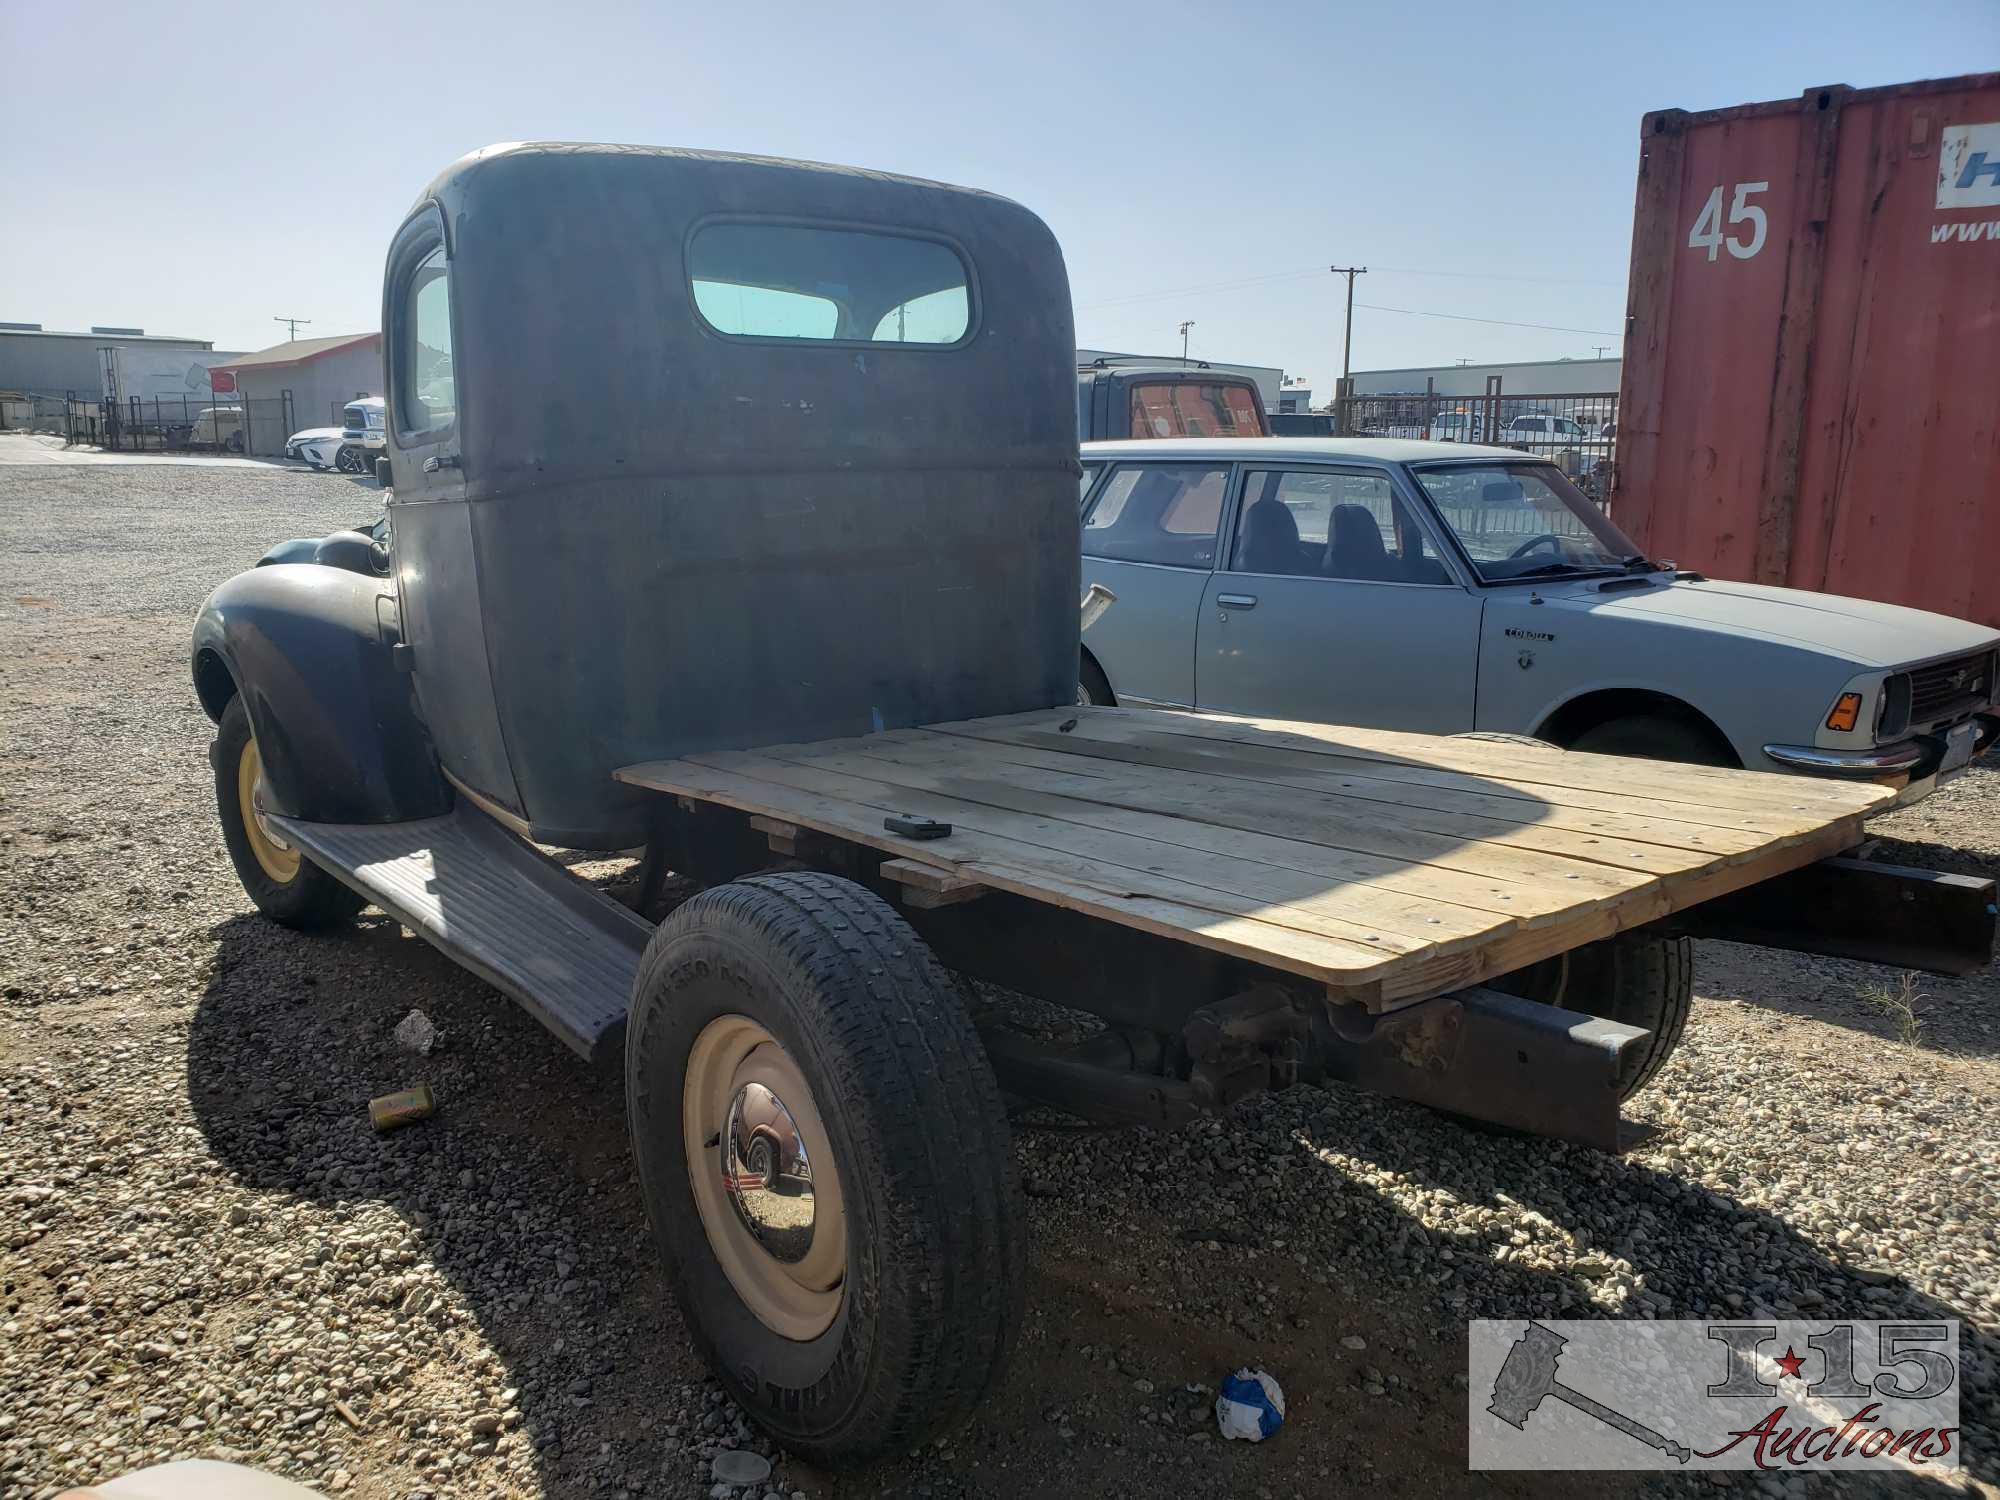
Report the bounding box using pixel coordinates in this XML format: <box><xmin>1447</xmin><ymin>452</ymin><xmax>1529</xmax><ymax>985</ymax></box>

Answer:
<box><xmin>1406</xmin><ymin>458</ymin><xmax>1646</xmax><ymax>586</ymax></box>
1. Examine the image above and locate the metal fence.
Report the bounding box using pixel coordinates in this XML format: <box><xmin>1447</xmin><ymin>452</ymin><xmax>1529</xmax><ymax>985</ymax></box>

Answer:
<box><xmin>1329</xmin><ymin>378</ymin><xmax>1619</xmax><ymax>501</ymax></box>
<box><xmin>50</xmin><ymin>392</ymin><xmax>297</xmax><ymax>455</ymax></box>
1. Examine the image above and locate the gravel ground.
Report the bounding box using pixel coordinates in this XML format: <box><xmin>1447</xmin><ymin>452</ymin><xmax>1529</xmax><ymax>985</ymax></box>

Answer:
<box><xmin>1</xmin><ymin>463</ymin><xmax>1996</xmax><ymax>1499</ymax></box>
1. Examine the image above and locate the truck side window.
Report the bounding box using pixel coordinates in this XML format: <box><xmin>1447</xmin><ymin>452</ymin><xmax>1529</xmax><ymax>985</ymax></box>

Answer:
<box><xmin>1082</xmin><ymin>465</ymin><xmax>1228</xmax><ymax>569</ymax></box>
<box><xmin>400</xmin><ymin>247</ymin><xmax>455</xmax><ymax>435</ymax></box>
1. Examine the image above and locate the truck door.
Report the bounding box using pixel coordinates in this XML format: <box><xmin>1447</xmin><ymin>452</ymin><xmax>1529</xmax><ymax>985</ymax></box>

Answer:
<box><xmin>1079</xmin><ymin>461</ymin><xmax>1232</xmax><ymax>706</ymax></box>
<box><xmin>1194</xmin><ymin>465</ymin><xmax>1482</xmax><ymax>732</ymax></box>
<box><xmin>383</xmin><ymin>216</ymin><xmax>525</xmax><ymax>818</ymax></box>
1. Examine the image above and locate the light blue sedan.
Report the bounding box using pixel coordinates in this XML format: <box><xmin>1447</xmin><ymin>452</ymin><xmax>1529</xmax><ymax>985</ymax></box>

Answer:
<box><xmin>1077</xmin><ymin>438</ymin><xmax>2000</xmax><ymax>803</ymax></box>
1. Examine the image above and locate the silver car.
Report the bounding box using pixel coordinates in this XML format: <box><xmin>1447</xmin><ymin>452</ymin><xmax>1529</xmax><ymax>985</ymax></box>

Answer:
<box><xmin>1077</xmin><ymin>437</ymin><xmax>2000</xmax><ymax>802</ymax></box>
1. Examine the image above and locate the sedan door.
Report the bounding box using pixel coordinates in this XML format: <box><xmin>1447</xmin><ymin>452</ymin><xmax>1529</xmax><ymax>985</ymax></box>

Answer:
<box><xmin>1194</xmin><ymin>465</ymin><xmax>1482</xmax><ymax>732</ymax></box>
<box><xmin>1080</xmin><ymin>461</ymin><xmax>1232</xmax><ymax>706</ymax></box>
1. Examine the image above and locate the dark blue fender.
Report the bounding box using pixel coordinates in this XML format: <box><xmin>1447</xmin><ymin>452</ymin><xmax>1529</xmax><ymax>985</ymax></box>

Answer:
<box><xmin>191</xmin><ymin>564</ymin><xmax>449</xmax><ymax>823</ymax></box>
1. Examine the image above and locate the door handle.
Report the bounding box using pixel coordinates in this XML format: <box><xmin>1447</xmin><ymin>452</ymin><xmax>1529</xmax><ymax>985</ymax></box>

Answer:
<box><xmin>1215</xmin><ymin>593</ymin><xmax>1258</xmax><ymax>609</ymax></box>
<box><xmin>421</xmin><ymin>453</ymin><xmax>461</xmax><ymax>474</ymax></box>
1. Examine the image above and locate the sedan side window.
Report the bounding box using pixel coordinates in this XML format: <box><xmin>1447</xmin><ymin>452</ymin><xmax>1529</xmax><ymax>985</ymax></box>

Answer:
<box><xmin>1082</xmin><ymin>465</ymin><xmax>1230</xmax><ymax>568</ymax></box>
<box><xmin>1231</xmin><ymin>469</ymin><xmax>1451</xmax><ymax>584</ymax></box>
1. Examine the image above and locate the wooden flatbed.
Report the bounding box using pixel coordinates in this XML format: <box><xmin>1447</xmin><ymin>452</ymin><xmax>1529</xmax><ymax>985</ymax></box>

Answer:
<box><xmin>617</xmin><ymin>705</ymin><xmax>1892</xmax><ymax>1008</ymax></box>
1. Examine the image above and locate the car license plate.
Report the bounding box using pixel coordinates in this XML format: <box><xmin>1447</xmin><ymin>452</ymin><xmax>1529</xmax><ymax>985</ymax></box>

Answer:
<box><xmin>1939</xmin><ymin>721</ymin><xmax>1979</xmax><ymax>776</ymax></box>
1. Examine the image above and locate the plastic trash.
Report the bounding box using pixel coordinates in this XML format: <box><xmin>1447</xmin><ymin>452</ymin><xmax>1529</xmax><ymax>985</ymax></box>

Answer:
<box><xmin>368</xmin><ymin>1085</ymin><xmax>436</xmax><ymax>1132</ymax></box>
<box><xmin>1215</xmin><ymin>1367</ymin><xmax>1286</xmax><ymax>1442</ymax></box>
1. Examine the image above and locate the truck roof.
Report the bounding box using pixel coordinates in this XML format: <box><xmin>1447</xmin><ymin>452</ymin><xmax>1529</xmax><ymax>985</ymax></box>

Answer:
<box><xmin>1080</xmin><ymin>436</ymin><xmax>1537</xmax><ymax>464</ymax></box>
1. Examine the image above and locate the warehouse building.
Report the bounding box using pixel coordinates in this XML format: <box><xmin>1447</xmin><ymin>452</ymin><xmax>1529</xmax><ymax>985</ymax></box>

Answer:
<box><xmin>0</xmin><ymin>323</ymin><xmax>220</xmax><ymax>399</ymax></box>
<box><xmin>213</xmin><ymin>333</ymin><xmax>383</xmax><ymax>457</ymax></box>
<box><xmin>1348</xmin><ymin>356</ymin><xmax>1619</xmax><ymax>398</ymax></box>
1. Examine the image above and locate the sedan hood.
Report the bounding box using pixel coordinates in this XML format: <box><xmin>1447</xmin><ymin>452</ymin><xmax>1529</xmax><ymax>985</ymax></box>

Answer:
<box><xmin>1551</xmin><ymin>576</ymin><xmax>1999</xmax><ymax>668</ymax></box>
<box><xmin>287</xmin><ymin>427</ymin><xmax>342</xmax><ymax>445</ymax></box>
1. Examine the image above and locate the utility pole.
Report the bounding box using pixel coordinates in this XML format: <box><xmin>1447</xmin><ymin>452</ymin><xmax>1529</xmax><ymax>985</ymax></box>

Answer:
<box><xmin>273</xmin><ymin>315</ymin><xmax>312</xmax><ymax>340</ymax></box>
<box><xmin>1178</xmin><ymin>320</ymin><xmax>1195</xmax><ymax>364</ymax></box>
<box><xmin>1328</xmin><ymin>266</ymin><xmax>1366</xmax><ymax>387</ymax></box>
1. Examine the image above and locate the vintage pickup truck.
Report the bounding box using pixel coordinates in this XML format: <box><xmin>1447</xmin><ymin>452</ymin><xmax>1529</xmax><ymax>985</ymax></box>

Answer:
<box><xmin>189</xmin><ymin>143</ymin><xmax>1994</xmax><ymax>1466</ymax></box>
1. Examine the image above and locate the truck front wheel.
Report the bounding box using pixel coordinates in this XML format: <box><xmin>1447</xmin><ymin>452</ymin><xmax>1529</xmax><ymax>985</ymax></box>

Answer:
<box><xmin>626</xmin><ymin>872</ymin><xmax>1022</xmax><ymax>1467</ymax></box>
<box><xmin>212</xmin><ymin>696</ymin><xmax>364</xmax><ymax>929</ymax></box>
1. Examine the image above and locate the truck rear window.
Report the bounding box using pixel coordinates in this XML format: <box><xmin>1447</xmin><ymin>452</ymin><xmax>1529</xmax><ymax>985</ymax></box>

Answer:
<box><xmin>687</xmin><ymin>222</ymin><xmax>972</xmax><ymax>345</ymax></box>
<box><xmin>1129</xmin><ymin>382</ymin><xmax>1267</xmax><ymax>438</ymax></box>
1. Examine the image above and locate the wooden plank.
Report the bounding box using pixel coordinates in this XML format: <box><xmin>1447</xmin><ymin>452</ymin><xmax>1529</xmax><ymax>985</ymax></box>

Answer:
<box><xmin>922</xmin><ymin>722</ymin><xmax>1797</xmax><ymax>867</ymax></box>
<box><xmin>753</xmin><ymin>737</ymin><xmax>1650</xmax><ymax>928</ymax></box>
<box><xmin>617</xmin><ymin>703</ymin><xmax>1882</xmax><ymax>1009</ymax></box>
<box><xmin>617</xmin><ymin>757</ymin><xmax>1404</xmax><ymax>988</ymax></box>
<box><xmin>749</xmin><ymin>814</ymin><xmax>803</xmax><ymax>855</ymax></box>
<box><xmin>1372</xmin><ymin>815</ymin><xmax>1861</xmax><ymax>1002</ymax></box>
<box><xmin>685</xmin><ymin>750</ymin><xmax>1516</xmax><ymax>951</ymax></box>
<box><xmin>939</xmin><ymin>706</ymin><xmax>1891</xmax><ymax>824</ymax></box>
<box><xmin>831</xmin><ymin>728</ymin><xmax>1736</xmax><ymax>881</ymax></box>
<box><xmin>878</xmin><ymin>857</ymin><xmax>988</xmax><ymax>908</ymax></box>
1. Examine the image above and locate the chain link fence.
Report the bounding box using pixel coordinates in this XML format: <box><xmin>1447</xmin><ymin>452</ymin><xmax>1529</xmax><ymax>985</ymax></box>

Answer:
<box><xmin>1329</xmin><ymin>380</ymin><xmax>1619</xmax><ymax>502</ymax></box>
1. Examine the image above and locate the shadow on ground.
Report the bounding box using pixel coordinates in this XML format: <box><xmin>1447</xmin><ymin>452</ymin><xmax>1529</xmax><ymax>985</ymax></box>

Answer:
<box><xmin>185</xmin><ymin>906</ymin><xmax>1993</xmax><ymax>1496</ymax></box>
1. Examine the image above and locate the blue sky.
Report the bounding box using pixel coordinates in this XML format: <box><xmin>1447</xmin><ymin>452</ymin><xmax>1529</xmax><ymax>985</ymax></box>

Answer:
<box><xmin>5</xmin><ymin>0</ymin><xmax>1994</xmax><ymax>395</ymax></box>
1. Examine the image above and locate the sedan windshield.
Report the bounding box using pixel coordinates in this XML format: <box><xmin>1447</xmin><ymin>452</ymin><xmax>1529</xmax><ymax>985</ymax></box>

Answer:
<box><xmin>1412</xmin><ymin>462</ymin><xmax>1643</xmax><ymax>582</ymax></box>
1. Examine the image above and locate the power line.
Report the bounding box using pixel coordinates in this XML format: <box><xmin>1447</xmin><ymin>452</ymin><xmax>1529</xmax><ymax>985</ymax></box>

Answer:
<box><xmin>1368</xmin><ymin>265</ymin><xmax>1624</xmax><ymax>288</ymax></box>
<box><xmin>1076</xmin><ymin>263</ymin><xmax>1620</xmax><ymax>311</ymax></box>
<box><xmin>1353</xmin><ymin>303</ymin><xmax>1622</xmax><ymax>337</ymax></box>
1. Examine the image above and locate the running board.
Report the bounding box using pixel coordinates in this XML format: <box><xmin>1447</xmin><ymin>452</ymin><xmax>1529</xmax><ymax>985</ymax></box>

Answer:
<box><xmin>268</xmin><ymin>803</ymin><xmax>652</xmax><ymax>1062</ymax></box>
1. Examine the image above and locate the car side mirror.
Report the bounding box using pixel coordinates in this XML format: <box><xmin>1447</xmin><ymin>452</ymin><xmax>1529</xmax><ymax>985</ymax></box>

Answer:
<box><xmin>375</xmin><ymin>457</ymin><xmax>392</xmax><ymax>488</ymax></box>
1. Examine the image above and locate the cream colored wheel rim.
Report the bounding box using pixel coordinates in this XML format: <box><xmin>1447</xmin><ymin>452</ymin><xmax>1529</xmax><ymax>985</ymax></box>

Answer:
<box><xmin>684</xmin><ymin>1015</ymin><xmax>845</xmax><ymax>1341</ymax></box>
<box><xmin>236</xmin><ymin>733</ymin><xmax>299</xmax><ymax>883</ymax></box>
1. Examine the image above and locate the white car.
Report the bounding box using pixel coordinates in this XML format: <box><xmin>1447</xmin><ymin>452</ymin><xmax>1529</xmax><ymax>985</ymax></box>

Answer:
<box><xmin>1078</xmin><ymin>436</ymin><xmax>2000</xmax><ymax>804</ymax></box>
<box><xmin>285</xmin><ymin>397</ymin><xmax>387</xmax><ymax>474</ymax></box>
<box><xmin>284</xmin><ymin>425</ymin><xmax>344</xmax><ymax>469</ymax></box>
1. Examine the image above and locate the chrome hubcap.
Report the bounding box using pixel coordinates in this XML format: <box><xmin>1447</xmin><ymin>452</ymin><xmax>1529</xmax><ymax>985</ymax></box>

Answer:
<box><xmin>683</xmin><ymin>1016</ymin><xmax>845</xmax><ymax>1341</ymax></box>
<box><xmin>723</xmin><ymin>1082</ymin><xmax>816</xmax><ymax>1263</ymax></box>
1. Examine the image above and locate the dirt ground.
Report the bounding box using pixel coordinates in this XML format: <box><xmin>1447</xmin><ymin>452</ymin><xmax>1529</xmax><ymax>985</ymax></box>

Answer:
<box><xmin>1</xmin><ymin>462</ymin><xmax>1995</xmax><ymax>1499</ymax></box>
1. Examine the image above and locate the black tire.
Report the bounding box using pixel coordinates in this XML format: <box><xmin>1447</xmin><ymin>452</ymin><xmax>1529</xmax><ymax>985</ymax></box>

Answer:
<box><xmin>1078</xmin><ymin>652</ymin><xmax>1113</xmax><ymax>707</ymax></box>
<box><xmin>1490</xmin><ymin>932</ymin><xmax>1693</xmax><ymax>1099</ymax></box>
<box><xmin>1568</xmin><ymin>713</ymin><xmax>1733</xmax><ymax>766</ymax></box>
<box><xmin>626</xmin><ymin>871</ymin><xmax>1022</xmax><ymax>1467</ymax></box>
<box><xmin>334</xmin><ymin>445</ymin><xmax>363</xmax><ymax>474</ymax></box>
<box><xmin>212</xmin><ymin>696</ymin><xmax>365</xmax><ymax>929</ymax></box>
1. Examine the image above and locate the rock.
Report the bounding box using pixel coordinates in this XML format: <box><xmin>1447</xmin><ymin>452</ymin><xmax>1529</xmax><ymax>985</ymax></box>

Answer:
<box><xmin>1339</xmin><ymin>1335</ymin><xmax>1365</xmax><ymax>1351</ymax></box>
<box><xmin>712</xmin><ymin>1450</ymin><xmax>772</xmax><ymax>1485</ymax></box>
<box><xmin>393</xmin><ymin>1009</ymin><xmax>437</xmax><ymax>1055</ymax></box>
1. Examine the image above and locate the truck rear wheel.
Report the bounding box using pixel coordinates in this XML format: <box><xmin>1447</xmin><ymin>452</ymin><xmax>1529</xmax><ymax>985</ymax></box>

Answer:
<box><xmin>1491</xmin><ymin>932</ymin><xmax>1693</xmax><ymax>1100</ymax></box>
<box><xmin>213</xmin><ymin>697</ymin><xmax>366</xmax><ymax>929</ymax></box>
<box><xmin>626</xmin><ymin>871</ymin><xmax>1022</xmax><ymax>1467</ymax></box>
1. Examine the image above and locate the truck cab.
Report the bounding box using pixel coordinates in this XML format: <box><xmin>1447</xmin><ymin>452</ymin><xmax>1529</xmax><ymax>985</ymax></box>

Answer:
<box><xmin>1075</xmin><ymin>359</ymin><xmax>1268</xmax><ymax>440</ymax></box>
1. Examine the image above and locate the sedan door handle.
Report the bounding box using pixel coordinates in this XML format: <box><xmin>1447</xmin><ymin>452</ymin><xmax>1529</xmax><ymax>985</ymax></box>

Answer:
<box><xmin>1215</xmin><ymin>593</ymin><xmax>1258</xmax><ymax>609</ymax></box>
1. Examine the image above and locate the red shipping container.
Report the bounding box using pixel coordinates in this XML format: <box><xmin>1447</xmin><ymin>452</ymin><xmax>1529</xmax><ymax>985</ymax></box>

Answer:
<box><xmin>1614</xmin><ymin>74</ymin><xmax>2000</xmax><ymax>628</ymax></box>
